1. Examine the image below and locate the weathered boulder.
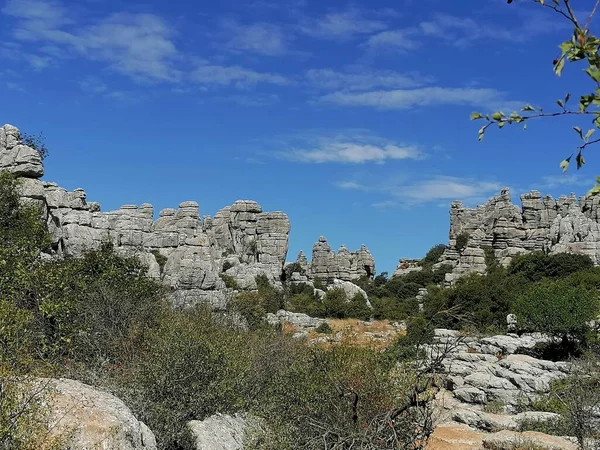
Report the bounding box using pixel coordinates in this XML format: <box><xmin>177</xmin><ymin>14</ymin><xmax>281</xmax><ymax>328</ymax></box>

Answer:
<box><xmin>45</xmin><ymin>378</ymin><xmax>157</xmax><ymax>450</ymax></box>
<box><xmin>482</xmin><ymin>430</ymin><xmax>577</xmax><ymax>450</ymax></box>
<box><xmin>0</xmin><ymin>124</ymin><xmax>44</xmax><ymax>178</ymax></box>
<box><xmin>327</xmin><ymin>279</ymin><xmax>371</xmax><ymax>307</ymax></box>
<box><xmin>265</xmin><ymin>309</ymin><xmax>327</xmax><ymax>329</ymax></box>
<box><xmin>187</xmin><ymin>414</ymin><xmax>246</xmax><ymax>450</ymax></box>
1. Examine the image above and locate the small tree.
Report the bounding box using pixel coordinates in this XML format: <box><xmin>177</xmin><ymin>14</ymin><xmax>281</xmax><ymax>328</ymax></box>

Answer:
<box><xmin>513</xmin><ymin>279</ymin><xmax>599</xmax><ymax>347</ymax></box>
<box><xmin>420</xmin><ymin>244</ymin><xmax>447</xmax><ymax>267</ymax></box>
<box><xmin>455</xmin><ymin>232</ymin><xmax>470</xmax><ymax>252</ymax></box>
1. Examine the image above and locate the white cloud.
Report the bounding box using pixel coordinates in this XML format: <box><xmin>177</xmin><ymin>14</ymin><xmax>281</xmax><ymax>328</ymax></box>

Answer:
<box><xmin>299</xmin><ymin>9</ymin><xmax>387</xmax><ymax>40</ymax></box>
<box><xmin>3</xmin><ymin>0</ymin><xmax>181</xmax><ymax>82</ymax></box>
<box><xmin>190</xmin><ymin>64</ymin><xmax>289</xmax><ymax>88</ymax></box>
<box><xmin>364</xmin><ymin>30</ymin><xmax>419</xmax><ymax>52</ymax></box>
<box><xmin>337</xmin><ymin>175</ymin><xmax>503</xmax><ymax>206</ymax></box>
<box><xmin>320</xmin><ymin>86</ymin><xmax>517</xmax><ymax>110</ymax></box>
<box><xmin>305</xmin><ymin>68</ymin><xmax>429</xmax><ymax>91</ymax></box>
<box><xmin>219</xmin><ymin>19</ymin><xmax>290</xmax><ymax>56</ymax></box>
<box><xmin>211</xmin><ymin>93</ymin><xmax>280</xmax><ymax>107</ymax></box>
<box><xmin>280</xmin><ymin>134</ymin><xmax>422</xmax><ymax>163</ymax></box>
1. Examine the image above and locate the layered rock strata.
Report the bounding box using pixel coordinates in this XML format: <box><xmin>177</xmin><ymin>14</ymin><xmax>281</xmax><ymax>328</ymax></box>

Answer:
<box><xmin>437</xmin><ymin>188</ymin><xmax>600</xmax><ymax>283</ymax></box>
<box><xmin>290</xmin><ymin>237</ymin><xmax>375</xmax><ymax>283</ymax></box>
<box><xmin>1</xmin><ymin>124</ymin><xmax>290</xmax><ymax>308</ymax></box>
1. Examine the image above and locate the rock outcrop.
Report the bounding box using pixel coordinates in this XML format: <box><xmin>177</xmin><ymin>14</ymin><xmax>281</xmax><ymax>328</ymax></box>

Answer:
<box><xmin>393</xmin><ymin>258</ymin><xmax>422</xmax><ymax>277</ymax></box>
<box><xmin>45</xmin><ymin>378</ymin><xmax>157</xmax><ymax>450</ymax></box>
<box><xmin>1</xmin><ymin>124</ymin><xmax>290</xmax><ymax>308</ymax></box>
<box><xmin>437</xmin><ymin>188</ymin><xmax>600</xmax><ymax>283</ymax></box>
<box><xmin>289</xmin><ymin>237</ymin><xmax>375</xmax><ymax>283</ymax></box>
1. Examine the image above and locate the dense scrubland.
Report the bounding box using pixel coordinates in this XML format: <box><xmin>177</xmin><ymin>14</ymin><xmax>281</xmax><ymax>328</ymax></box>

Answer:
<box><xmin>2</xmin><ymin>168</ymin><xmax>600</xmax><ymax>450</ymax></box>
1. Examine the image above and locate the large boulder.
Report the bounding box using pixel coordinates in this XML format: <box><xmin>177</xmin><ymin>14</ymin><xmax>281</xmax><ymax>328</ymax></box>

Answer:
<box><xmin>45</xmin><ymin>378</ymin><xmax>157</xmax><ymax>450</ymax></box>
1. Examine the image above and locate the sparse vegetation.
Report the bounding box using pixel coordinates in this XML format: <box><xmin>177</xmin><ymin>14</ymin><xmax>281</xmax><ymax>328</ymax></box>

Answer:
<box><xmin>455</xmin><ymin>232</ymin><xmax>470</xmax><ymax>252</ymax></box>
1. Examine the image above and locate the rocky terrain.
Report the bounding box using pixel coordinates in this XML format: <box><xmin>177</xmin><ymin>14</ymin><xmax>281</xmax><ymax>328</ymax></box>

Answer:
<box><xmin>1</xmin><ymin>123</ymin><xmax>375</xmax><ymax>309</ymax></box>
<box><xmin>432</xmin><ymin>188</ymin><xmax>600</xmax><ymax>283</ymax></box>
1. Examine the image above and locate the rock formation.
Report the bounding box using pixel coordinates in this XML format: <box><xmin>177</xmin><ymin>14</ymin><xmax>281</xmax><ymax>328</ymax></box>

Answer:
<box><xmin>393</xmin><ymin>258</ymin><xmax>422</xmax><ymax>277</ymax></box>
<box><xmin>1</xmin><ymin>124</ymin><xmax>290</xmax><ymax>309</ymax></box>
<box><xmin>45</xmin><ymin>378</ymin><xmax>157</xmax><ymax>450</ymax></box>
<box><xmin>437</xmin><ymin>187</ymin><xmax>600</xmax><ymax>283</ymax></box>
<box><xmin>291</xmin><ymin>236</ymin><xmax>375</xmax><ymax>283</ymax></box>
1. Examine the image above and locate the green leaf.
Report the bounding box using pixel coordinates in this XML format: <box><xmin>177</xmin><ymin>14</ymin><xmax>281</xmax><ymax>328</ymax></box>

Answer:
<box><xmin>557</xmin><ymin>99</ymin><xmax>564</xmax><ymax>108</ymax></box>
<box><xmin>585</xmin><ymin>128</ymin><xmax>595</xmax><ymax>140</ymax></box>
<box><xmin>498</xmin><ymin>121</ymin><xmax>505</xmax><ymax>128</ymax></box>
<box><xmin>587</xmin><ymin>184</ymin><xmax>600</xmax><ymax>197</ymax></box>
<box><xmin>560</xmin><ymin>154</ymin><xmax>573</xmax><ymax>173</ymax></box>
<box><xmin>470</xmin><ymin>112</ymin><xmax>483</xmax><ymax>120</ymax></box>
<box><xmin>521</xmin><ymin>105</ymin><xmax>535</xmax><ymax>112</ymax></box>
<box><xmin>574</xmin><ymin>126</ymin><xmax>583</xmax><ymax>139</ymax></box>
<box><xmin>585</xmin><ymin>66</ymin><xmax>600</xmax><ymax>83</ymax></box>
<box><xmin>565</xmin><ymin>93</ymin><xmax>571</xmax><ymax>104</ymax></box>
<box><xmin>554</xmin><ymin>56</ymin><xmax>566</xmax><ymax>77</ymax></box>
<box><xmin>491</xmin><ymin>112</ymin><xmax>502</xmax><ymax>121</ymax></box>
<box><xmin>576</xmin><ymin>152</ymin><xmax>585</xmax><ymax>169</ymax></box>
<box><xmin>478</xmin><ymin>126</ymin><xmax>486</xmax><ymax>141</ymax></box>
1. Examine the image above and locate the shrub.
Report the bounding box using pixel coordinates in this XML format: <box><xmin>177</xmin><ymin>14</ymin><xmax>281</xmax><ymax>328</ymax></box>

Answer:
<box><xmin>21</xmin><ymin>131</ymin><xmax>49</xmax><ymax>160</ymax></box>
<box><xmin>312</xmin><ymin>276</ymin><xmax>326</xmax><ymax>291</ymax></box>
<box><xmin>286</xmin><ymin>293</ymin><xmax>324</xmax><ymax>317</ymax></box>
<box><xmin>513</xmin><ymin>279</ymin><xmax>599</xmax><ymax>347</ymax></box>
<box><xmin>220</xmin><ymin>273</ymin><xmax>240</xmax><ymax>290</ymax></box>
<box><xmin>423</xmin><ymin>269</ymin><xmax>529</xmax><ymax>330</ymax></box>
<box><xmin>420</xmin><ymin>244</ymin><xmax>447</xmax><ymax>267</ymax></box>
<box><xmin>371</xmin><ymin>297</ymin><xmax>418</xmax><ymax>321</ymax></box>
<box><xmin>455</xmin><ymin>232</ymin><xmax>470</xmax><ymax>252</ymax></box>
<box><xmin>315</xmin><ymin>322</ymin><xmax>332</xmax><ymax>334</ymax></box>
<box><xmin>509</xmin><ymin>252</ymin><xmax>594</xmax><ymax>282</ymax></box>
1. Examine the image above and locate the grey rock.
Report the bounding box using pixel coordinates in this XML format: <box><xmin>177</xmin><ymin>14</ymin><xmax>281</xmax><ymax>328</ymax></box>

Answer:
<box><xmin>45</xmin><ymin>378</ymin><xmax>157</xmax><ymax>450</ymax></box>
<box><xmin>187</xmin><ymin>413</ymin><xmax>246</xmax><ymax>450</ymax></box>
<box><xmin>304</xmin><ymin>237</ymin><xmax>375</xmax><ymax>282</ymax></box>
<box><xmin>482</xmin><ymin>430</ymin><xmax>577</xmax><ymax>450</ymax></box>
<box><xmin>268</xmin><ymin>310</ymin><xmax>327</xmax><ymax>329</ymax></box>
<box><xmin>0</xmin><ymin>124</ymin><xmax>44</xmax><ymax>177</ymax></box>
<box><xmin>327</xmin><ymin>278</ymin><xmax>371</xmax><ymax>307</ymax></box>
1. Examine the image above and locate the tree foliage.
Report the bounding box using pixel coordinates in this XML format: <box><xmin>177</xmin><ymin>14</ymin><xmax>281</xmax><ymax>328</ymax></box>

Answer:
<box><xmin>472</xmin><ymin>0</ymin><xmax>600</xmax><ymax>195</ymax></box>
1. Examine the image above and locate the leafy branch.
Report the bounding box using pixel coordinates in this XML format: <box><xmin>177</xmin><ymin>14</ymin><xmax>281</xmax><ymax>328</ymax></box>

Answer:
<box><xmin>474</xmin><ymin>0</ymin><xmax>600</xmax><ymax>195</ymax></box>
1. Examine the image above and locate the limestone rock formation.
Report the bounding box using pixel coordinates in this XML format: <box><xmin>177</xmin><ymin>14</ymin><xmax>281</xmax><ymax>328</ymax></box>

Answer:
<box><xmin>45</xmin><ymin>378</ymin><xmax>157</xmax><ymax>450</ymax></box>
<box><xmin>393</xmin><ymin>258</ymin><xmax>422</xmax><ymax>277</ymax></box>
<box><xmin>0</xmin><ymin>124</ymin><xmax>44</xmax><ymax>177</ymax></box>
<box><xmin>293</xmin><ymin>236</ymin><xmax>375</xmax><ymax>282</ymax></box>
<box><xmin>1</xmin><ymin>123</ymin><xmax>291</xmax><ymax>309</ymax></box>
<box><xmin>437</xmin><ymin>188</ymin><xmax>600</xmax><ymax>283</ymax></box>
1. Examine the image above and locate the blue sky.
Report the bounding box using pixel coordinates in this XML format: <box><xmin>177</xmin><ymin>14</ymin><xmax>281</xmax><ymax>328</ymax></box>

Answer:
<box><xmin>1</xmin><ymin>0</ymin><xmax>597</xmax><ymax>274</ymax></box>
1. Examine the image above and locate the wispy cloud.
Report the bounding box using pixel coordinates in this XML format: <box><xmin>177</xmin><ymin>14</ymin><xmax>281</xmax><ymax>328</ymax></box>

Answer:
<box><xmin>305</xmin><ymin>68</ymin><xmax>429</xmax><ymax>91</ymax></box>
<box><xmin>210</xmin><ymin>93</ymin><xmax>280</xmax><ymax>107</ymax></box>
<box><xmin>319</xmin><ymin>86</ymin><xmax>519</xmax><ymax>111</ymax></box>
<box><xmin>79</xmin><ymin>76</ymin><xmax>108</xmax><ymax>94</ymax></box>
<box><xmin>278</xmin><ymin>132</ymin><xmax>423</xmax><ymax>163</ymax></box>
<box><xmin>363</xmin><ymin>30</ymin><xmax>419</xmax><ymax>52</ymax></box>
<box><xmin>219</xmin><ymin>19</ymin><xmax>291</xmax><ymax>56</ymax></box>
<box><xmin>190</xmin><ymin>63</ymin><xmax>289</xmax><ymax>88</ymax></box>
<box><xmin>337</xmin><ymin>175</ymin><xmax>503</xmax><ymax>207</ymax></box>
<box><xmin>3</xmin><ymin>0</ymin><xmax>181</xmax><ymax>82</ymax></box>
<box><xmin>299</xmin><ymin>9</ymin><xmax>387</xmax><ymax>40</ymax></box>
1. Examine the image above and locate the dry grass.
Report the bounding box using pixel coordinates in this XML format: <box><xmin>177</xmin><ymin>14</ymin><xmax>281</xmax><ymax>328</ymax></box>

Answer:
<box><xmin>310</xmin><ymin>319</ymin><xmax>405</xmax><ymax>350</ymax></box>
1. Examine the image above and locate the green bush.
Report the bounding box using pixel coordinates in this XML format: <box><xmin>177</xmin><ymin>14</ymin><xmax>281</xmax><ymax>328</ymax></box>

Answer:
<box><xmin>371</xmin><ymin>297</ymin><xmax>418</xmax><ymax>321</ymax></box>
<box><xmin>424</xmin><ymin>269</ymin><xmax>529</xmax><ymax>330</ymax></box>
<box><xmin>286</xmin><ymin>293</ymin><xmax>324</xmax><ymax>317</ymax></box>
<box><xmin>312</xmin><ymin>276</ymin><xmax>326</xmax><ymax>291</ymax></box>
<box><xmin>420</xmin><ymin>244</ymin><xmax>447</xmax><ymax>267</ymax></box>
<box><xmin>220</xmin><ymin>273</ymin><xmax>240</xmax><ymax>289</ymax></box>
<box><xmin>509</xmin><ymin>252</ymin><xmax>594</xmax><ymax>282</ymax></box>
<box><xmin>455</xmin><ymin>232</ymin><xmax>470</xmax><ymax>252</ymax></box>
<box><xmin>513</xmin><ymin>279</ymin><xmax>599</xmax><ymax>346</ymax></box>
<box><xmin>320</xmin><ymin>289</ymin><xmax>371</xmax><ymax>320</ymax></box>
<box><xmin>229</xmin><ymin>276</ymin><xmax>283</xmax><ymax>329</ymax></box>
<box><xmin>315</xmin><ymin>322</ymin><xmax>332</xmax><ymax>334</ymax></box>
